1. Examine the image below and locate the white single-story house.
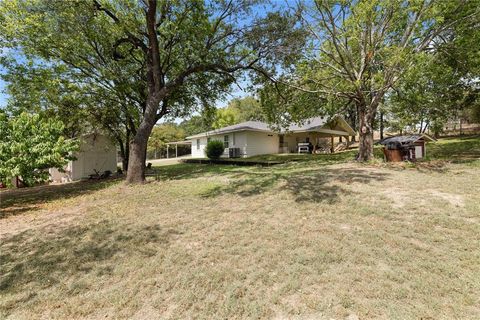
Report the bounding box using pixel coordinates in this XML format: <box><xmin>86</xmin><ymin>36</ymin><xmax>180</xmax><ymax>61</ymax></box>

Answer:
<box><xmin>186</xmin><ymin>116</ymin><xmax>356</xmax><ymax>158</ymax></box>
<box><xmin>49</xmin><ymin>133</ymin><xmax>117</xmax><ymax>182</ymax></box>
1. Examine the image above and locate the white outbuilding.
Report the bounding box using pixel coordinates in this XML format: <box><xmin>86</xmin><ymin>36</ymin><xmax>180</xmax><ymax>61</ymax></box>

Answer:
<box><xmin>49</xmin><ymin>133</ymin><xmax>117</xmax><ymax>183</ymax></box>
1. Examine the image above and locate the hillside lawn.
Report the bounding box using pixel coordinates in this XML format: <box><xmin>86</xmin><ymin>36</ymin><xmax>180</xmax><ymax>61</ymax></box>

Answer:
<box><xmin>1</xmin><ymin>135</ymin><xmax>479</xmax><ymax>319</ymax></box>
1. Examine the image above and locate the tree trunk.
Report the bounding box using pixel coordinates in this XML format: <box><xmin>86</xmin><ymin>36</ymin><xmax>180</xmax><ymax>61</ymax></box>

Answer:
<box><xmin>422</xmin><ymin>121</ymin><xmax>429</xmax><ymax>134</ymax></box>
<box><xmin>356</xmin><ymin>104</ymin><xmax>375</xmax><ymax>161</ymax></box>
<box><xmin>126</xmin><ymin>96</ymin><xmax>161</xmax><ymax>184</ymax></box>
<box><xmin>117</xmin><ymin>137</ymin><xmax>129</xmax><ymax>172</ymax></box>
<box><xmin>358</xmin><ymin>130</ymin><xmax>374</xmax><ymax>161</ymax></box>
<box><xmin>379</xmin><ymin>112</ymin><xmax>384</xmax><ymax>140</ymax></box>
<box><xmin>124</xmin><ymin>130</ymin><xmax>130</xmax><ymax>171</ymax></box>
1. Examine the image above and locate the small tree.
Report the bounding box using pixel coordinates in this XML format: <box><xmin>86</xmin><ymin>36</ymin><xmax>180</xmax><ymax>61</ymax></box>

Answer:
<box><xmin>147</xmin><ymin>124</ymin><xmax>186</xmax><ymax>159</ymax></box>
<box><xmin>0</xmin><ymin>112</ymin><xmax>78</xmax><ymax>187</ymax></box>
<box><xmin>205</xmin><ymin>140</ymin><xmax>225</xmax><ymax>159</ymax></box>
<box><xmin>212</xmin><ymin>108</ymin><xmax>240</xmax><ymax>130</ymax></box>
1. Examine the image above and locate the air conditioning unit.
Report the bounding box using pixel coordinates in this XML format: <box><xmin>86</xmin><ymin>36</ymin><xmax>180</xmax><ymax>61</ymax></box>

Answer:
<box><xmin>228</xmin><ymin>147</ymin><xmax>241</xmax><ymax>158</ymax></box>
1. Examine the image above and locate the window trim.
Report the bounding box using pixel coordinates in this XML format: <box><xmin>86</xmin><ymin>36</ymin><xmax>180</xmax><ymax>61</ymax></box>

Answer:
<box><xmin>223</xmin><ymin>135</ymin><xmax>229</xmax><ymax>148</ymax></box>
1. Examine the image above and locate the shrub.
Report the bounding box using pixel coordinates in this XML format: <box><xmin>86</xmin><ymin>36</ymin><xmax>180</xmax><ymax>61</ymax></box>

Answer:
<box><xmin>205</xmin><ymin>140</ymin><xmax>225</xmax><ymax>159</ymax></box>
<box><xmin>0</xmin><ymin>111</ymin><xmax>79</xmax><ymax>187</ymax></box>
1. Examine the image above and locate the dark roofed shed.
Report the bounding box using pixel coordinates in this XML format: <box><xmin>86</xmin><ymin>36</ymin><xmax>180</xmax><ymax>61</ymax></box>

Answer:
<box><xmin>378</xmin><ymin>134</ymin><xmax>436</xmax><ymax>162</ymax></box>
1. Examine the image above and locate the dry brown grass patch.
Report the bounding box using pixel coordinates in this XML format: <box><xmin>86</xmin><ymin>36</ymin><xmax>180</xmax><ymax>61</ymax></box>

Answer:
<box><xmin>1</xmin><ymin>160</ymin><xmax>479</xmax><ymax>319</ymax></box>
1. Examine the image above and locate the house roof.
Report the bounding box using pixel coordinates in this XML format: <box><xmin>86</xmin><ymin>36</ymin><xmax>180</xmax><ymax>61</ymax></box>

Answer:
<box><xmin>378</xmin><ymin>134</ymin><xmax>436</xmax><ymax>145</ymax></box>
<box><xmin>186</xmin><ymin>116</ymin><xmax>355</xmax><ymax>139</ymax></box>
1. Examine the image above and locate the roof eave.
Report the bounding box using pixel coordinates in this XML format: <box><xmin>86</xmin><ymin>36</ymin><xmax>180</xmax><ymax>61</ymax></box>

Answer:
<box><xmin>186</xmin><ymin>127</ymin><xmax>274</xmax><ymax>140</ymax></box>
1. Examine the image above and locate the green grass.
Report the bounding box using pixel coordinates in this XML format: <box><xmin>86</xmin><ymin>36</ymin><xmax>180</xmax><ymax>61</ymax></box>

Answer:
<box><xmin>187</xmin><ymin>145</ymin><xmax>387</xmax><ymax>166</ymax></box>
<box><xmin>1</xmin><ymin>135</ymin><xmax>479</xmax><ymax>319</ymax></box>
<box><xmin>427</xmin><ymin>134</ymin><xmax>480</xmax><ymax>165</ymax></box>
<box><xmin>244</xmin><ymin>149</ymin><xmax>361</xmax><ymax>164</ymax></box>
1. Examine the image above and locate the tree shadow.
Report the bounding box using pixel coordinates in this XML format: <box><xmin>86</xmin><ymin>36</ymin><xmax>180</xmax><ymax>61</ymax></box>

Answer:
<box><xmin>0</xmin><ymin>220</ymin><xmax>180</xmax><ymax>308</ymax></box>
<box><xmin>202</xmin><ymin>167</ymin><xmax>389</xmax><ymax>204</ymax></box>
<box><xmin>204</xmin><ymin>172</ymin><xmax>283</xmax><ymax>198</ymax></box>
<box><xmin>150</xmin><ymin>163</ymin><xmax>246</xmax><ymax>181</ymax></box>
<box><xmin>0</xmin><ymin>178</ymin><xmax>122</xmax><ymax>218</ymax></box>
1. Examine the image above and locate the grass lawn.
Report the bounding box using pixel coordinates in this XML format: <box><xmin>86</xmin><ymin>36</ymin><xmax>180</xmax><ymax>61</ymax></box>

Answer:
<box><xmin>1</xmin><ymin>136</ymin><xmax>479</xmax><ymax>319</ymax></box>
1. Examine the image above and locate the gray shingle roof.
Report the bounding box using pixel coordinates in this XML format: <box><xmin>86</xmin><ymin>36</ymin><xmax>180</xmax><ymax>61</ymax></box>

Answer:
<box><xmin>287</xmin><ymin>117</ymin><xmax>327</xmax><ymax>131</ymax></box>
<box><xmin>186</xmin><ymin>116</ymin><xmax>328</xmax><ymax>139</ymax></box>
<box><xmin>378</xmin><ymin>134</ymin><xmax>435</xmax><ymax>145</ymax></box>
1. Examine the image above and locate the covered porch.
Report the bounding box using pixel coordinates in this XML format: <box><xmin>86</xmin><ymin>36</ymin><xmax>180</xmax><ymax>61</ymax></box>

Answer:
<box><xmin>166</xmin><ymin>140</ymin><xmax>191</xmax><ymax>158</ymax></box>
<box><xmin>279</xmin><ymin>117</ymin><xmax>356</xmax><ymax>154</ymax></box>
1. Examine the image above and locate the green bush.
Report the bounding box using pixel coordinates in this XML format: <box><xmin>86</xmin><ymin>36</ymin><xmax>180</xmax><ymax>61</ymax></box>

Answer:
<box><xmin>0</xmin><ymin>111</ymin><xmax>79</xmax><ymax>187</ymax></box>
<box><xmin>205</xmin><ymin>140</ymin><xmax>225</xmax><ymax>159</ymax></box>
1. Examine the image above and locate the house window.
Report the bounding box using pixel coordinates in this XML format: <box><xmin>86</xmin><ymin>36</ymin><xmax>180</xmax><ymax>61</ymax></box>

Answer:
<box><xmin>224</xmin><ymin>135</ymin><xmax>229</xmax><ymax>148</ymax></box>
<box><xmin>196</xmin><ymin>139</ymin><xmax>200</xmax><ymax>150</ymax></box>
<box><xmin>207</xmin><ymin>137</ymin><xmax>211</xmax><ymax>143</ymax></box>
<box><xmin>232</xmin><ymin>133</ymin><xmax>236</xmax><ymax>146</ymax></box>
<box><xmin>279</xmin><ymin>135</ymin><xmax>285</xmax><ymax>147</ymax></box>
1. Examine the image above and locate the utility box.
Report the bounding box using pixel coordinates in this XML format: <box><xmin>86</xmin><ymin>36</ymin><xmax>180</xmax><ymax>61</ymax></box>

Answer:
<box><xmin>228</xmin><ymin>147</ymin><xmax>241</xmax><ymax>158</ymax></box>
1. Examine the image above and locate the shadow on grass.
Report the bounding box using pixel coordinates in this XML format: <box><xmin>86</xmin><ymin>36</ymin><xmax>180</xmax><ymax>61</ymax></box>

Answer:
<box><xmin>0</xmin><ymin>220</ymin><xmax>180</xmax><ymax>309</ymax></box>
<box><xmin>0</xmin><ymin>178</ymin><xmax>122</xmax><ymax>218</ymax></box>
<box><xmin>151</xmin><ymin>163</ymin><xmax>246</xmax><ymax>181</ymax></box>
<box><xmin>246</xmin><ymin>149</ymin><xmax>359</xmax><ymax>164</ymax></box>
<box><xmin>202</xmin><ymin>167</ymin><xmax>389</xmax><ymax>204</ymax></box>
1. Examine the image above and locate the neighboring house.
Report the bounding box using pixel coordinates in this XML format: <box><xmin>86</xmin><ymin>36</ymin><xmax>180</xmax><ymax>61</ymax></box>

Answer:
<box><xmin>378</xmin><ymin>134</ymin><xmax>436</xmax><ymax>162</ymax></box>
<box><xmin>49</xmin><ymin>133</ymin><xmax>117</xmax><ymax>182</ymax></box>
<box><xmin>186</xmin><ymin>116</ymin><xmax>356</xmax><ymax>158</ymax></box>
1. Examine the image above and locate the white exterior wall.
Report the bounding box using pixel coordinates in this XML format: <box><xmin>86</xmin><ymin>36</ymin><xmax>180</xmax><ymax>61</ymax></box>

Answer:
<box><xmin>244</xmin><ymin>131</ymin><xmax>279</xmax><ymax>157</ymax></box>
<box><xmin>191</xmin><ymin>136</ymin><xmax>208</xmax><ymax>158</ymax></box>
<box><xmin>190</xmin><ymin>132</ymin><xmax>249</xmax><ymax>158</ymax></box>
<box><xmin>49</xmin><ymin>134</ymin><xmax>117</xmax><ymax>182</ymax></box>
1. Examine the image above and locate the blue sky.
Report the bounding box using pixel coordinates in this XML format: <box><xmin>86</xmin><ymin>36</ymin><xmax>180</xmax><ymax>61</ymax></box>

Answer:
<box><xmin>0</xmin><ymin>67</ymin><xmax>7</xmax><ymax>107</ymax></box>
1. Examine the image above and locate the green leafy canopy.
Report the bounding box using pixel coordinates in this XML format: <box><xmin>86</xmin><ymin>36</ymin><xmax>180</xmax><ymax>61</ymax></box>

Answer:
<box><xmin>0</xmin><ymin>112</ymin><xmax>79</xmax><ymax>186</ymax></box>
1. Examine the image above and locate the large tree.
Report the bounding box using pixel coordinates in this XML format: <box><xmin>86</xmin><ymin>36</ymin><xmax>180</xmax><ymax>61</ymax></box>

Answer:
<box><xmin>92</xmin><ymin>0</ymin><xmax>301</xmax><ymax>183</ymax></box>
<box><xmin>0</xmin><ymin>0</ymin><xmax>148</xmax><ymax>170</ymax></box>
<box><xmin>1</xmin><ymin>0</ymin><xmax>302</xmax><ymax>183</ymax></box>
<box><xmin>386</xmin><ymin>53</ymin><xmax>478</xmax><ymax>136</ymax></box>
<box><xmin>259</xmin><ymin>0</ymin><xmax>479</xmax><ymax>160</ymax></box>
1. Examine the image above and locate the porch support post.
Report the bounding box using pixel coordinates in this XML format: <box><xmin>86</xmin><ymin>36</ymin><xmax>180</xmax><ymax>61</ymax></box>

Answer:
<box><xmin>330</xmin><ymin>136</ymin><xmax>334</xmax><ymax>153</ymax></box>
<box><xmin>175</xmin><ymin>144</ymin><xmax>178</xmax><ymax>158</ymax></box>
<box><xmin>167</xmin><ymin>145</ymin><xmax>169</xmax><ymax>159</ymax></box>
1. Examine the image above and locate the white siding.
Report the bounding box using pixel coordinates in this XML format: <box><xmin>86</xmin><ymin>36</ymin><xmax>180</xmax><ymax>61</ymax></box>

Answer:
<box><xmin>50</xmin><ymin>134</ymin><xmax>117</xmax><ymax>182</ymax></box>
<box><xmin>244</xmin><ymin>131</ymin><xmax>279</xmax><ymax>157</ymax></box>
<box><xmin>229</xmin><ymin>131</ymin><xmax>248</xmax><ymax>157</ymax></box>
<box><xmin>191</xmin><ymin>137</ymin><xmax>208</xmax><ymax>158</ymax></box>
<box><xmin>191</xmin><ymin>131</ymin><xmax>262</xmax><ymax>158</ymax></box>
